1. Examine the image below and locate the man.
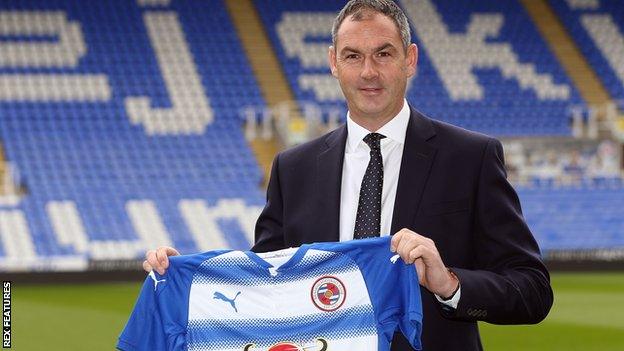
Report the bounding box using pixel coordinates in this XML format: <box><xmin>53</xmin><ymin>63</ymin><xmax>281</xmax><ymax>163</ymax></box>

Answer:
<box><xmin>145</xmin><ymin>0</ymin><xmax>553</xmax><ymax>349</ymax></box>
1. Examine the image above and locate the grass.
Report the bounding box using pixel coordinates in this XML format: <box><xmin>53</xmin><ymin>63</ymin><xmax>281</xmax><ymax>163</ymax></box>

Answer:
<box><xmin>480</xmin><ymin>272</ymin><xmax>624</xmax><ymax>350</ymax></box>
<box><xmin>11</xmin><ymin>272</ymin><xmax>624</xmax><ymax>350</ymax></box>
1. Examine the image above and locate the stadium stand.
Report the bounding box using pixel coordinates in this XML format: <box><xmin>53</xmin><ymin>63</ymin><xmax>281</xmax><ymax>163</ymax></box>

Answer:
<box><xmin>0</xmin><ymin>143</ymin><xmax>5</xmax><ymax>195</ymax></box>
<box><xmin>520</xmin><ymin>186</ymin><xmax>624</xmax><ymax>251</ymax></box>
<box><xmin>0</xmin><ymin>0</ymin><xmax>265</xmax><ymax>270</ymax></box>
<box><xmin>0</xmin><ymin>0</ymin><xmax>622</xmax><ymax>273</ymax></box>
<box><xmin>253</xmin><ymin>0</ymin><xmax>622</xmax><ymax>256</ymax></box>
<box><xmin>504</xmin><ymin>139</ymin><xmax>624</xmax><ymax>252</ymax></box>
<box><xmin>549</xmin><ymin>0</ymin><xmax>624</xmax><ymax>102</ymax></box>
<box><xmin>254</xmin><ymin>0</ymin><xmax>584</xmax><ymax>136</ymax></box>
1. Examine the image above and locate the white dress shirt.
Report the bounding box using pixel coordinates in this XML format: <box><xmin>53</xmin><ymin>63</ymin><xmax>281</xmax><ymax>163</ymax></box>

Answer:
<box><xmin>339</xmin><ymin>99</ymin><xmax>410</xmax><ymax>242</ymax></box>
<box><xmin>338</xmin><ymin>99</ymin><xmax>461</xmax><ymax>308</ymax></box>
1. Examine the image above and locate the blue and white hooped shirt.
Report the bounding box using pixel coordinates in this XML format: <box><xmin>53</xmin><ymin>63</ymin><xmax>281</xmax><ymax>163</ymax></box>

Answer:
<box><xmin>117</xmin><ymin>236</ymin><xmax>422</xmax><ymax>351</ymax></box>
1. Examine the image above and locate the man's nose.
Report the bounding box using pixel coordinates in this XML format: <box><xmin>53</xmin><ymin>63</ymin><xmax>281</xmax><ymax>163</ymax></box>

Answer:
<box><xmin>360</xmin><ymin>57</ymin><xmax>379</xmax><ymax>80</ymax></box>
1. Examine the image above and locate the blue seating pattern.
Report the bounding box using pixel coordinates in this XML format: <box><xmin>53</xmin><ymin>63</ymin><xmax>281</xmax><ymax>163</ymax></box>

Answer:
<box><xmin>254</xmin><ymin>0</ymin><xmax>622</xmax><ymax>253</ymax></box>
<box><xmin>254</xmin><ymin>0</ymin><xmax>583</xmax><ymax>136</ymax></box>
<box><xmin>549</xmin><ymin>0</ymin><xmax>624</xmax><ymax>101</ymax></box>
<box><xmin>0</xmin><ymin>1</ymin><xmax>622</xmax><ymax>271</ymax></box>
<box><xmin>519</xmin><ymin>186</ymin><xmax>624</xmax><ymax>251</ymax></box>
<box><xmin>0</xmin><ymin>0</ymin><xmax>265</xmax><ymax>267</ymax></box>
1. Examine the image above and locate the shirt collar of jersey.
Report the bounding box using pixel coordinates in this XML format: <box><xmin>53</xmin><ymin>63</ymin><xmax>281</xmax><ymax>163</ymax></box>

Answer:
<box><xmin>346</xmin><ymin>99</ymin><xmax>410</xmax><ymax>153</ymax></box>
<box><xmin>245</xmin><ymin>244</ymin><xmax>311</xmax><ymax>273</ymax></box>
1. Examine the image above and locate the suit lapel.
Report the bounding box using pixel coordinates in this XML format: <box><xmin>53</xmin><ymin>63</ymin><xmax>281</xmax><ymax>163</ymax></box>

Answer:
<box><xmin>315</xmin><ymin>125</ymin><xmax>347</xmax><ymax>242</ymax></box>
<box><xmin>391</xmin><ymin>107</ymin><xmax>438</xmax><ymax>234</ymax></box>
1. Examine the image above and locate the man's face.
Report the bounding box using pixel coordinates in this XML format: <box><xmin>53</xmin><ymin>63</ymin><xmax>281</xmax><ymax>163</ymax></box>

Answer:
<box><xmin>329</xmin><ymin>11</ymin><xmax>417</xmax><ymax>123</ymax></box>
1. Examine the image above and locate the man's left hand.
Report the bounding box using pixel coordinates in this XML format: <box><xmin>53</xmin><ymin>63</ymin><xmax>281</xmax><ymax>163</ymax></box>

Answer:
<box><xmin>390</xmin><ymin>228</ymin><xmax>459</xmax><ymax>299</ymax></box>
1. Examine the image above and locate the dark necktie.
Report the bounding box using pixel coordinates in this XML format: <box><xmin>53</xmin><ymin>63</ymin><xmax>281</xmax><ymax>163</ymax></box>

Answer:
<box><xmin>354</xmin><ymin>132</ymin><xmax>386</xmax><ymax>239</ymax></box>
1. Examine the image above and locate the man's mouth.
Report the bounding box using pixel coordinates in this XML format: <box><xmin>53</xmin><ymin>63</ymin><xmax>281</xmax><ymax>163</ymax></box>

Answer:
<box><xmin>359</xmin><ymin>87</ymin><xmax>383</xmax><ymax>95</ymax></box>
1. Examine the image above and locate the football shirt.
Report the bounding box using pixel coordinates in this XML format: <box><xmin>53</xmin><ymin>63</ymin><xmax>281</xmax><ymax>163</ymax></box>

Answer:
<box><xmin>118</xmin><ymin>236</ymin><xmax>422</xmax><ymax>351</ymax></box>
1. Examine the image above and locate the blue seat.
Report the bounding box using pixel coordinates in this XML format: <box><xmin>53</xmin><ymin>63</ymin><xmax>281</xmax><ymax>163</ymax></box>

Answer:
<box><xmin>0</xmin><ymin>0</ymin><xmax>266</xmax><ymax>265</ymax></box>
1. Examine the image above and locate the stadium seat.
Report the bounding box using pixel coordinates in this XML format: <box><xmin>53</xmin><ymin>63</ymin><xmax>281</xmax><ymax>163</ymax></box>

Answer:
<box><xmin>0</xmin><ymin>0</ymin><xmax>265</xmax><ymax>270</ymax></box>
<box><xmin>254</xmin><ymin>0</ymin><xmax>583</xmax><ymax>136</ymax></box>
<box><xmin>549</xmin><ymin>0</ymin><xmax>624</xmax><ymax>101</ymax></box>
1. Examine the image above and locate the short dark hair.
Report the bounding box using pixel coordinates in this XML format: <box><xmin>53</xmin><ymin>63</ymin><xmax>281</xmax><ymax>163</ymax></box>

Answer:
<box><xmin>332</xmin><ymin>0</ymin><xmax>411</xmax><ymax>50</ymax></box>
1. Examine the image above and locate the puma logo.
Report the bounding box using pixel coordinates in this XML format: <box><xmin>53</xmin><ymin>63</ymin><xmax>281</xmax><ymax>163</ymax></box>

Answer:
<box><xmin>148</xmin><ymin>271</ymin><xmax>166</xmax><ymax>291</ymax></box>
<box><xmin>213</xmin><ymin>291</ymin><xmax>242</xmax><ymax>312</ymax></box>
<box><xmin>390</xmin><ymin>254</ymin><xmax>401</xmax><ymax>264</ymax></box>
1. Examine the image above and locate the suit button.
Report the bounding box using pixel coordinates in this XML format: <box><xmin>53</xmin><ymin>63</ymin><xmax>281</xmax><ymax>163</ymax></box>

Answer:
<box><xmin>467</xmin><ymin>308</ymin><xmax>487</xmax><ymax>318</ymax></box>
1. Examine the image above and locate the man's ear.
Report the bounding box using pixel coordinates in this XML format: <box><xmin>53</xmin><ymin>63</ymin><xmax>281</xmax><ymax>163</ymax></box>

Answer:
<box><xmin>406</xmin><ymin>43</ymin><xmax>418</xmax><ymax>78</ymax></box>
<box><xmin>328</xmin><ymin>46</ymin><xmax>338</xmax><ymax>78</ymax></box>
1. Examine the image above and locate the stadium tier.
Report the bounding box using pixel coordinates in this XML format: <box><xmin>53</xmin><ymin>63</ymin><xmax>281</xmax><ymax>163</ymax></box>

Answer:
<box><xmin>0</xmin><ymin>0</ymin><xmax>265</xmax><ymax>270</ymax></box>
<box><xmin>0</xmin><ymin>0</ymin><xmax>622</xmax><ymax>272</ymax></box>
<box><xmin>520</xmin><ymin>186</ymin><xmax>624</xmax><ymax>251</ymax></box>
<box><xmin>254</xmin><ymin>0</ymin><xmax>583</xmax><ymax>136</ymax></box>
<box><xmin>549</xmin><ymin>0</ymin><xmax>624</xmax><ymax>102</ymax></box>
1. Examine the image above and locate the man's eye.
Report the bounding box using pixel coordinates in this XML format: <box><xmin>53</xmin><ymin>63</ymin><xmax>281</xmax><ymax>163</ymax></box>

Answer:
<box><xmin>378</xmin><ymin>52</ymin><xmax>390</xmax><ymax>57</ymax></box>
<box><xmin>345</xmin><ymin>54</ymin><xmax>359</xmax><ymax>60</ymax></box>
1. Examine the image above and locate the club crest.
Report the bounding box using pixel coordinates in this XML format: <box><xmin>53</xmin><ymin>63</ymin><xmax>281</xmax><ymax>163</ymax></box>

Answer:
<box><xmin>311</xmin><ymin>276</ymin><xmax>346</xmax><ymax>312</ymax></box>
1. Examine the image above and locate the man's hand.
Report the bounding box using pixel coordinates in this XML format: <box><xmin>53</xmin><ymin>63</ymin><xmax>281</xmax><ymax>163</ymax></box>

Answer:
<box><xmin>390</xmin><ymin>228</ymin><xmax>459</xmax><ymax>299</ymax></box>
<box><xmin>143</xmin><ymin>247</ymin><xmax>180</xmax><ymax>275</ymax></box>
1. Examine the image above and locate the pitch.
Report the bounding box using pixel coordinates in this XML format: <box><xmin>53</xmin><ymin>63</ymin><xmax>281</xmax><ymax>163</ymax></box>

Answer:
<box><xmin>12</xmin><ymin>272</ymin><xmax>624</xmax><ymax>350</ymax></box>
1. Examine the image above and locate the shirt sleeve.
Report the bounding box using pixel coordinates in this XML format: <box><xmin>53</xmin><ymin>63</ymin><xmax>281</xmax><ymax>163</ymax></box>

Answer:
<box><xmin>435</xmin><ymin>285</ymin><xmax>461</xmax><ymax>309</ymax></box>
<box><xmin>117</xmin><ymin>272</ymin><xmax>169</xmax><ymax>351</ymax></box>
<box><xmin>117</xmin><ymin>269</ymin><xmax>188</xmax><ymax>351</ymax></box>
<box><xmin>395</xmin><ymin>260</ymin><xmax>423</xmax><ymax>350</ymax></box>
<box><xmin>344</xmin><ymin>237</ymin><xmax>423</xmax><ymax>350</ymax></box>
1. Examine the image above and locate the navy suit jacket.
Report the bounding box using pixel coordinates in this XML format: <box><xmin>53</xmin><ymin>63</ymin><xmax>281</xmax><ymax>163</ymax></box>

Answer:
<box><xmin>252</xmin><ymin>106</ymin><xmax>553</xmax><ymax>350</ymax></box>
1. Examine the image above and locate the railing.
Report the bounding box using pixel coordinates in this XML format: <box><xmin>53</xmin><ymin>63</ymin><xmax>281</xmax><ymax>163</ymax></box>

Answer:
<box><xmin>501</xmin><ymin>138</ymin><xmax>623</xmax><ymax>188</ymax></box>
<box><xmin>569</xmin><ymin>100</ymin><xmax>624</xmax><ymax>141</ymax></box>
<box><xmin>241</xmin><ymin>101</ymin><xmax>624</xmax><ymax>188</ymax></box>
<box><xmin>241</xmin><ymin>101</ymin><xmax>346</xmax><ymax>146</ymax></box>
<box><xmin>0</xmin><ymin>162</ymin><xmax>23</xmax><ymax>206</ymax></box>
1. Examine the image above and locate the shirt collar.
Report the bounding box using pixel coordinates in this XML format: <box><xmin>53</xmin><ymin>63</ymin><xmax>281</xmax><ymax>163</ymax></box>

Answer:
<box><xmin>346</xmin><ymin>99</ymin><xmax>410</xmax><ymax>152</ymax></box>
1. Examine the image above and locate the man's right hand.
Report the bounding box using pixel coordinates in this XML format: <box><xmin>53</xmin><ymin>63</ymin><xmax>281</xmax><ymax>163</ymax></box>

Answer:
<box><xmin>143</xmin><ymin>247</ymin><xmax>180</xmax><ymax>275</ymax></box>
